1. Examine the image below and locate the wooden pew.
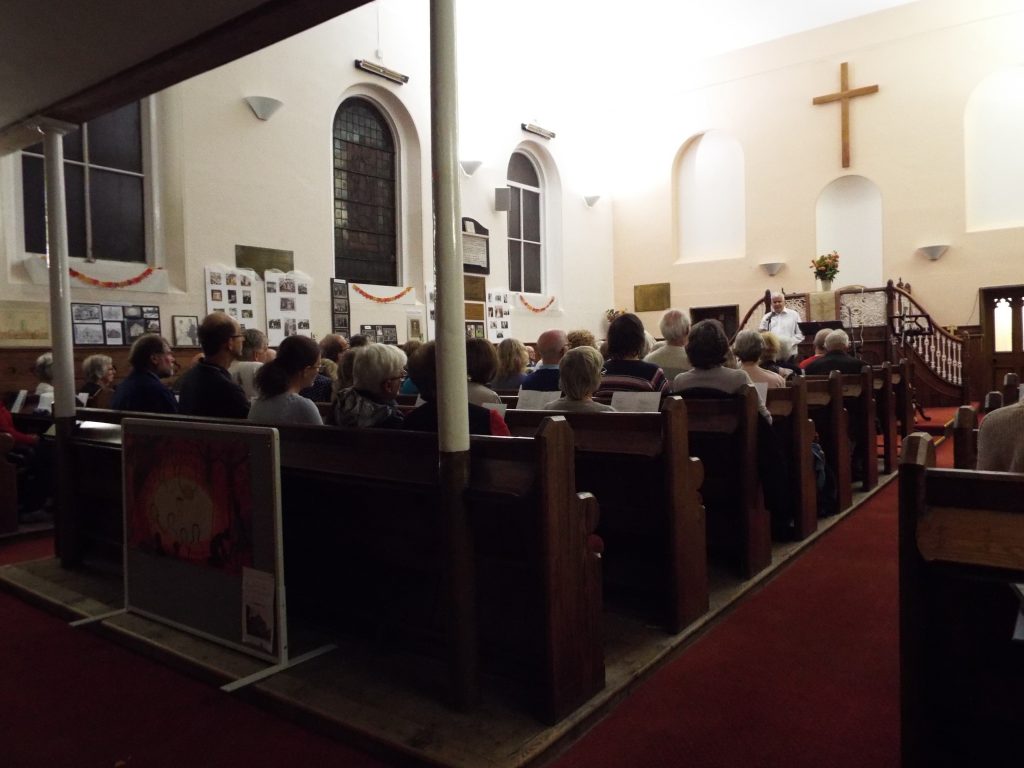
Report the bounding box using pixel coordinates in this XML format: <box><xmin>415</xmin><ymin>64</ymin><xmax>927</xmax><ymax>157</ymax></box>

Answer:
<box><xmin>982</xmin><ymin>390</ymin><xmax>1003</xmax><ymax>413</ymax></box>
<box><xmin>765</xmin><ymin>379</ymin><xmax>817</xmax><ymax>539</ymax></box>
<box><xmin>678</xmin><ymin>387</ymin><xmax>768</xmax><ymax>579</ymax></box>
<box><xmin>806</xmin><ymin>368</ymin><xmax>877</xmax><ymax>491</ymax></box>
<box><xmin>0</xmin><ymin>433</ymin><xmax>18</xmax><ymax>534</ymax></box>
<box><xmin>892</xmin><ymin>359</ymin><xmax>916</xmax><ymax>438</ymax></box>
<box><xmin>61</xmin><ymin>408</ymin><xmax>604</xmax><ymax>724</ymax></box>
<box><xmin>803</xmin><ymin>372</ymin><xmax>853</xmax><ymax>514</ymax></box>
<box><xmin>871</xmin><ymin>362</ymin><xmax>898</xmax><ymax>474</ymax></box>
<box><xmin>898</xmin><ymin>434</ymin><xmax>1024</xmax><ymax>768</ymax></box>
<box><xmin>505</xmin><ymin>397</ymin><xmax>707</xmax><ymax>633</ymax></box>
<box><xmin>952</xmin><ymin>405</ymin><xmax>978</xmax><ymax>470</ymax></box>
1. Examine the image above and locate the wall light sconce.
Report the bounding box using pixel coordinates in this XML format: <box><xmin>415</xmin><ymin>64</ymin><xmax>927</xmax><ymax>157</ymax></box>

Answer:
<box><xmin>759</xmin><ymin>261</ymin><xmax>785</xmax><ymax>277</ymax></box>
<box><xmin>916</xmin><ymin>244</ymin><xmax>948</xmax><ymax>261</ymax></box>
<box><xmin>244</xmin><ymin>96</ymin><xmax>284</xmax><ymax>121</ymax></box>
<box><xmin>460</xmin><ymin>160</ymin><xmax>482</xmax><ymax>176</ymax></box>
<box><xmin>494</xmin><ymin>187</ymin><xmax>511</xmax><ymax>212</ymax></box>
<box><xmin>354</xmin><ymin>59</ymin><xmax>409</xmax><ymax>84</ymax></box>
<box><xmin>584</xmin><ymin>195</ymin><xmax>601</xmax><ymax>208</ymax></box>
<box><xmin>521</xmin><ymin>122</ymin><xmax>556</xmax><ymax>140</ymax></box>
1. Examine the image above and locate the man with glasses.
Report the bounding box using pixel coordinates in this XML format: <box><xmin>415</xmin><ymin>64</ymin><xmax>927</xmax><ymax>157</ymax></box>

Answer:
<box><xmin>111</xmin><ymin>334</ymin><xmax>179</xmax><ymax>414</ymax></box>
<box><xmin>177</xmin><ymin>312</ymin><xmax>250</xmax><ymax>419</ymax></box>
<box><xmin>332</xmin><ymin>343</ymin><xmax>406</xmax><ymax>428</ymax></box>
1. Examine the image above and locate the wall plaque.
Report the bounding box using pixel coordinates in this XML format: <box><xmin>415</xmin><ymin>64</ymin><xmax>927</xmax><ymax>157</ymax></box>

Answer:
<box><xmin>236</xmin><ymin>245</ymin><xmax>294</xmax><ymax>275</ymax></box>
<box><xmin>634</xmin><ymin>283</ymin><xmax>671</xmax><ymax>313</ymax></box>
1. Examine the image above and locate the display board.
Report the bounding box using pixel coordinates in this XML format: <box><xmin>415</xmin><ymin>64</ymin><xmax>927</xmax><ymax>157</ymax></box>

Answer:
<box><xmin>205</xmin><ymin>265</ymin><xmax>263</xmax><ymax>332</ymax></box>
<box><xmin>486</xmin><ymin>289</ymin><xmax>514</xmax><ymax>342</ymax></box>
<box><xmin>122</xmin><ymin>418</ymin><xmax>286</xmax><ymax>663</ymax></box>
<box><xmin>330</xmin><ymin>279</ymin><xmax>351</xmax><ymax>337</ymax></box>
<box><xmin>71</xmin><ymin>302</ymin><xmax>160</xmax><ymax>346</ymax></box>
<box><xmin>462</xmin><ymin>217</ymin><xmax>490</xmax><ymax>275</ymax></box>
<box><xmin>359</xmin><ymin>324</ymin><xmax>399</xmax><ymax>344</ymax></box>
<box><xmin>264</xmin><ymin>270</ymin><xmax>312</xmax><ymax>346</ymax></box>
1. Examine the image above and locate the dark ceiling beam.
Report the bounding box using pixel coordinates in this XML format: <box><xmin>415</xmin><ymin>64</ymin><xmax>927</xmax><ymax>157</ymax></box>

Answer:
<box><xmin>0</xmin><ymin>0</ymin><xmax>372</xmax><ymax>153</ymax></box>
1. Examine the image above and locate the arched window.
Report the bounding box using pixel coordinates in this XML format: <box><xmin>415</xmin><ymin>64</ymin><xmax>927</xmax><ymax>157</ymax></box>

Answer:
<box><xmin>965</xmin><ymin>67</ymin><xmax>1024</xmax><ymax>231</ymax></box>
<box><xmin>675</xmin><ymin>130</ymin><xmax>745</xmax><ymax>263</ymax></box>
<box><xmin>506</xmin><ymin>151</ymin><xmax>543</xmax><ymax>293</ymax></box>
<box><xmin>333</xmin><ymin>97</ymin><xmax>398</xmax><ymax>285</ymax></box>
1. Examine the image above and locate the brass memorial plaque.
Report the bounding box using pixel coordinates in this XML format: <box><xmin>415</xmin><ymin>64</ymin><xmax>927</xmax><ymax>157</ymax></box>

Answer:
<box><xmin>463</xmin><ymin>274</ymin><xmax>486</xmax><ymax>302</ymax></box>
<box><xmin>634</xmin><ymin>283</ymin><xmax>671</xmax><ymax>313</ymax></box>
<box><xmin>235</xmin><ymin>245</ymin><xmax>295</xmax><ymax>275</ymax></box>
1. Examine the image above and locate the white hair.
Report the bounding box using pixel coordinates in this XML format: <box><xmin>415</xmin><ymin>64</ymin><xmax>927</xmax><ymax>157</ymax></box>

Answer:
<box><xmin>352</xmin><ymin>343</ymin><xmax>407</xmax><ymax>391</ymax></box>
<box><xmin>825</xmin><ymin>329</ymin><xmax>850</xmax><ymax>352</ymax></box>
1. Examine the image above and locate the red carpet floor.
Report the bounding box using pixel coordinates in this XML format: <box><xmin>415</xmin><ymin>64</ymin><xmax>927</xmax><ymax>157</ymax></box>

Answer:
<box><xmin>0</xmin><ymin>442</ymin><xmax>950</xmax><ymax>768</ymax></box>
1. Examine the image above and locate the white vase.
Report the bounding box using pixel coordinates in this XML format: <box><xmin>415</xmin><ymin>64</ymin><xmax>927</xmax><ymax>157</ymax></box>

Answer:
<box><xmin>817</xmin><ymin>278</ymin><xmax>833</xmax><ymax>292</ymax></box>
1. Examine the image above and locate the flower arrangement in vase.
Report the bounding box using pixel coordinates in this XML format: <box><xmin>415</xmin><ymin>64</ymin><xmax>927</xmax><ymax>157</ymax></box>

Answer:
<box><xmin>810</xmin><ymin>251</ymin><xmax>840</xmax><ymax>291</ymax></box>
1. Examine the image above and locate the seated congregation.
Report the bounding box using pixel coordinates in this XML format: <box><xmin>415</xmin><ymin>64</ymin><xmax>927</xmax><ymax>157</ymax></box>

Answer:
<box><xmin>4</xmin><ymin>302</ymin><xmax>914</xmax><ymax>725</ymax></box>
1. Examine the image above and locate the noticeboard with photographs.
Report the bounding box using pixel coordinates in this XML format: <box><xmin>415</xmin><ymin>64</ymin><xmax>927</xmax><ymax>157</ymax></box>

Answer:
<box><xmin>330</xmin><ymin>279</ymin><xmax>350</xmax><ymax>337</ymax></box>
<box><xmin>71</xmin><ymin>302</ymin><xmax>160</xmax><ymax>346</ymax></box>
<box><xmin>264</xmin><ymin>270</ymin><xmax>312</xmax><ymax>346</ymax></box>
<box><xmin>359</xmin><ymin>324</ymin><xmax>398</xmax><ymax>345</ymax></box>
<box><xmin>205</xmin><ymin>265</ymin><xmax>263</xmax><ymax>331</ymax></box>
<box><xmin>486</xmin><ymin>289</ymin><xmax>514</xmax><ymax>342</ymax></box>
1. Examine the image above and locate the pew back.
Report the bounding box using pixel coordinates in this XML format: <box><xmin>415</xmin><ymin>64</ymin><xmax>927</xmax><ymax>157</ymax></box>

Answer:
<box><xmin>898</xmin><ymin>433</ymin><xmax>1024</xmax><ymax>768</ymax></box>
<box><xmin>505</xmin><ymin>397</ymin><xmax>707</xmax><ymax>632</ymax></box>
<box><xmin>952</xmin><ymin>405</ymin><xmax>978</xmax><ymax>469</ymax></box>
<box><xmin>765</xmin><ymin>380</ymin><xmax>817</xmax><ymax>539</ymax></box>
<box><xmin>803</xmin><ymin>372</ymin><xmax>853</xmax><ymax>513</ymax></box>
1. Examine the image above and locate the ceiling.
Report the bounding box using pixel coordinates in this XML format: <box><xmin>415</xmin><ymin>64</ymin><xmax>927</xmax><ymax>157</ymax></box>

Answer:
<box><xmin>0</xmin><ymin>0</ymin><xmax>370</xmax><ymax>152</ymax></box>
<box><xmin>0</xmin><ymin>0</ymin><xmax>918</xmax><ymax>154</ymax></box>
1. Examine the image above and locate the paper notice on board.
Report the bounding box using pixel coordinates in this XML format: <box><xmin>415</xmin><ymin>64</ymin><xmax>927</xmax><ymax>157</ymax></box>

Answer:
<box><xmin>242</xmin><ymin>567</ymin><xmax>276</xmax><ymax>654</ymax></box>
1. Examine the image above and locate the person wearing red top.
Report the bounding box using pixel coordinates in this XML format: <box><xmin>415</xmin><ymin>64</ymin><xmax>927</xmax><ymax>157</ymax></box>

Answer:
<box><xmin>0</xmin><ymin>403</ymin><xmax>38</xmax><ymax>448</ymax></box>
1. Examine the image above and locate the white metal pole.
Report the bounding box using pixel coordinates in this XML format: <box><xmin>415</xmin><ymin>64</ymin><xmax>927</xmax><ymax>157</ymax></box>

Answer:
<box><xmin>431</xmin><ymin>0</ymin><xmax>470</xmax><ymax>453</ymax></box>
<box><xmin>43</xmin><ymin>126</ymin><xmax>75</xmax><ymax>418</ymax></box>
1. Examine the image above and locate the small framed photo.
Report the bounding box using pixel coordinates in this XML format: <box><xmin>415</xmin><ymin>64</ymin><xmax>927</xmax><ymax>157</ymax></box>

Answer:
<box><xmin>72</xmin><ymin>303</ymin><xmax>102</xmax><ymax>323</ymax></box>
<box><xmin>279</xmin><ymin>278</ymin><xmax>296</xmax><ymax>294</ymax></box>
<box><xmin>240</xmin><ymin>274</ymin><xmax>252</xmax><ymax>287</ymax></box>
<box><xmin>211</xmin><ymin>289</ymin><xmax>223</xmax><ymax>302</ymax></box>
<box><xmin>209</xmin><ymin>272</ymin><xmax>223</xmax><ymax>285</ymax></box>
<box><xmin>126</xmin><ymin>318</ymin><xmax>146</xmax><ymax>340</ymax></box>
<box><xmin>241</xmin><ymin>309</ymin><xmax>253</xmax><ymax>319</ymax></box>
<box><xmin>242</xmin><ymin>291</ymin><xmax>252</xmax><ymax>305</ymax></box>
<box><xmin>280</xmin><ymin>297</ymin><xmax>295</xmax><ymax>312</ymax></box>
<box><xmin>268</xmin><ymin>319</ymin><xmax>281</xmax><ymax>330</ymax></box>
<box><xmin>227</xmin><ymin>290</ymin><xmax>237</xmax><ymax>304</ymax></box>
<box><xmin>73</xmin><ymin>323</ymin><xmax>104</xmax><ymax>345</ymax></box>
<box><xmin>172</xmin><ymin>315</ymin><xmax>199</xmax><ymax>347</ymax></box>
<box><xmin>266</xmin><ymin>282</ymin><xmax>277</xmax><ymax>294</ymax></box>
<box><xmin>142</xmin><ymin>306</ymin><xmax>160</xmax><ymax>319</ymax></box>
<box><xmin>102</xmin><ymin>305</ymin><xmax>124</xmax><ymax>322</ymax></box>
<box><xmin>298</xmin><ymin>283</ymin><xmax>308</xmax><ymax>295</ymax></box>
<box><xmin>226</xmin><ymin>273</ymin><xmax>238</xmax><ymax>286</ymax></box>
<box><xmin>124</xmin><ymin>305</ymin><xmax>143</xmax><ymax>319</ymax></box>
<box><xmin>145</xmin><ymin>319</ymin><xmax>161</xmax><ymax>333</ymax></box>
<box><xmin>298</xmin><ymin>320</ymin><xmax>310</xmax><ymax>330</ymax></box>
<box><xmin>104</xmin><ymin>321</ymin><xmax>124</xmax><ymax>345</ymax></box>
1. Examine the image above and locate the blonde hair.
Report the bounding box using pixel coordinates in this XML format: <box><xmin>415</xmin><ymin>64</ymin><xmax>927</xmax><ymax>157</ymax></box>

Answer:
<box><xmin>559</xmin><ymin>346</ymin><xmax>604</xmax><ymax>400</ymax></box>
<box><xmin>494</xmin><ymin>338</ymin><xmax>529</xmax><ymax>380</ymax></box>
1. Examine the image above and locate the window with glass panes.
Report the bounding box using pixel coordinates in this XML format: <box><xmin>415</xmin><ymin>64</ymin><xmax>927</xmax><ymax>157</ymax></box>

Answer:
<box><xmin>21</xmin><ymin>102</ymin><xmax>144</xmax><ymax>263</ymax></box>
<box><xmin>333</xmin><ymin>98</ymin><xmax>398</xmax><ymax>285</ymax></box>
<box><xmin>506</xmin><ymin>152</ymin><xmax>542</xmax><ymax>293</ymax></box>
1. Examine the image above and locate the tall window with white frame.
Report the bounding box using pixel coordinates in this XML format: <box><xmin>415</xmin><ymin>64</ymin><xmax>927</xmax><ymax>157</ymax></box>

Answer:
<box><xmin>333</xmin><ymin>97</ymin><xmax>398</xmax><ymax>286</ymax></box>
<box><xmin>21</xmin><ymin>102</ymin><xmax>144</xmax><ymax>263</ymax></box>
<box><xmin>506</xmin><ymin>151</ymin><xmax>543</xmax><ymax>294</ymax></box>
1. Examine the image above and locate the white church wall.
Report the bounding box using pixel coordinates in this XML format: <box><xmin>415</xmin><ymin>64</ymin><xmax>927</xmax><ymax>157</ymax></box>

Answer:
<box><xmin>611</xmin><ymin>0</ymin><xmax>1024</xmax><ymax>332</ymax></box>
<box><xmin>815</xmin><ymin>175</ymin><xmax>883</xmax><ymax>288</ymax></box>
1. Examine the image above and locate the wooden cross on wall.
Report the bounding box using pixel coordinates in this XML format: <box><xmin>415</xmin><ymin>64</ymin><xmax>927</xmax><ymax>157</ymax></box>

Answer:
<box><xmin>812</xmin><ymin>62</ymin><xmax>879</xmax><ymax>168</ymax></box>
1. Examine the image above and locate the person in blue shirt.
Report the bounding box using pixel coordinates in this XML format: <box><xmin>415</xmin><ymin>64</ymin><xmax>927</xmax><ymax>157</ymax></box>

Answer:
<box><xmin>521</xmin><ymin>329</ymin><xmax>568</xmax><ymax>391</ymax></box>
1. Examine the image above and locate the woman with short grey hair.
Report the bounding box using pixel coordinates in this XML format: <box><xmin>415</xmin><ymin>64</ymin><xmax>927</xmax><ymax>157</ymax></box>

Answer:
<box><xmin>333</xmin><ymin>343</ymin><xmax>407</xmax><ymax>428</ymax></box>
<box><xmin>33</xmin><ymin>352</ymin><xmax>54</xmax><ymax>395</ymax></box>
<box><xmin>544</xmin><ymin>346</ymin><xmax>615</xmax><ymax>412</ymax></box>
<box><xmin>80</xmin><ymin>354</ymin><xmax>116</xmax><ymax>399</ymax></box>
<box><xmin>734</xmin><ymin>330</ymin><xmax>786</xmax><ymax>390</ymax></box>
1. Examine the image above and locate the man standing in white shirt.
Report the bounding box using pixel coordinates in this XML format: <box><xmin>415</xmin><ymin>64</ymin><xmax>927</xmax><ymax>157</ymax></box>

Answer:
<box><xmin>758</xmin><ymin>293</ymin><xmax>804</xmax><ymax>360</ymax></box>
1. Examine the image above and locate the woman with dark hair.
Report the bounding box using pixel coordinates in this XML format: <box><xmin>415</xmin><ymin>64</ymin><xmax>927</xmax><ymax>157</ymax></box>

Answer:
<box><xmin>247</xmin><ymin>335</ymin><xmax>323</xmax><ymax>426</ymax></box>
<box><xmin>403</xmin><ymin>342</ymin><xmax>510</xmax><ymax>436</ymax></box>
<box><xmin>597</xmin><ymin>313</ymin><xmax>669</xmax><ymax>396</ymax></box>
<box><xmin>673</xmin><ymin>319</ymin><xmax>772</xmax><ymax>422</ymax></box>
<box><xmin>465</xmin><ymin>338</ymin><xmax>501</xmax><ymax>406</ymax></box>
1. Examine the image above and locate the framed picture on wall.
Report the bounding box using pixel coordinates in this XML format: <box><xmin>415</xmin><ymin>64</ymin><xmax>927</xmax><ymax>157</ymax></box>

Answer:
<box><xmin>172</xmin><ymin>315</ymin><xmax>200</xmax><ymax>347</ymax></box>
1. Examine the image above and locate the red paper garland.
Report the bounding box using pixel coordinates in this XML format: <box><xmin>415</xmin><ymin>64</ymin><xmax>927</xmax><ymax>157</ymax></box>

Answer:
<box><xmin>351</xmin><ymin>284</ymin><xmax>413</xmax><ymax>303</ymax></box>
<box><xmin>518</xmin><ymin>294</ymin><xmax>556</xmax><ymax>313</ymax></box>
<box><xmin>68</xmin><ymin>266</ymin><xmax>156</xmax><ymax>289</ymax></box>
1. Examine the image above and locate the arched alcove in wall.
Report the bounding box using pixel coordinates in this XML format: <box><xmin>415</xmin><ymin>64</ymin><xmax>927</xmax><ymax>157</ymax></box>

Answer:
<box><xmin>965</xmin><ymin>67</ymin><xmax>1024</xmax><ymax>232</ymax></box>
<box><xmin>815</xmin><ymin>175</ymin><xmax>883</xmax><ymax>288</ymax></box>
<box><xmin>673</xmin><ymin>130</ymin><xmax>746</xmax><ymax>264</ymax></box>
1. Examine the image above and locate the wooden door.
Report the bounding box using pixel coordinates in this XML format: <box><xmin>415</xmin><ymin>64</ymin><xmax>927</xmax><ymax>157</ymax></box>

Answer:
<box><xmin>980</xmin><ymin>285</ymin><xmax>1024</xmax><ymax>391</ymax></box>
